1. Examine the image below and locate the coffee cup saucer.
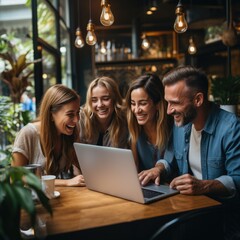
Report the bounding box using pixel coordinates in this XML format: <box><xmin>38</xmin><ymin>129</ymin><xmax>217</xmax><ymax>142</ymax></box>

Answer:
<box><xmin>53</xmin><ymin>191</ymin><xmax>60</xmax><ymax>198</ymax></box>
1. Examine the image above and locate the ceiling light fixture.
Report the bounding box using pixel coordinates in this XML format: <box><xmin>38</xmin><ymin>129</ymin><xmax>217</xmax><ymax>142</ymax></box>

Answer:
<box><xmin>74</xmin><ymin>0</ymin><xmax>84</xmax><ymax>48</ymax></box>
<box><xmin>174</xmin><ymin>0</ymin><xmax>188</xmax><ymax>33</ymax></box>
<box><xmin>86</xmin><ymin>0</ymin><xmax>97</xmax><ymax>45</ymax></box>
<box><xmin>100</xmin><ymin>0</ymin><xmax>114</xmax><ymax>26</ymax></box>
<box><xmin>149</xmin><ymin>0</ymin><xmax>158</xmax><ymax>11</ymax></box>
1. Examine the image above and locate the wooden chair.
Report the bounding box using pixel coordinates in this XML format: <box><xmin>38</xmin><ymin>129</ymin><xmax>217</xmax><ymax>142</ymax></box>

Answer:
<box><xmin>149</xmin><ymin>206</ymin><xmax>224</xmax><ymax>240</ymax></box>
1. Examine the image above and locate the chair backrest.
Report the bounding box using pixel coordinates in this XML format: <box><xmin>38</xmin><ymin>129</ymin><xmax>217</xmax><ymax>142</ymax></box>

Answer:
<box><xmin>149</xmin><ymin>206</ymin><xmax>224</xmax><ymax>240</ymax></box>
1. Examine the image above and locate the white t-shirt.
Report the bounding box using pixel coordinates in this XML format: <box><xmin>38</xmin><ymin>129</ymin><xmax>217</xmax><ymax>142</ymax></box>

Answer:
<box><xmin>12</xmin><ymin>123</ymin><xmax>46</xmax><ymax>170</ymax></box>
<box><xmin>12</xmin><ymin>123</ymin><xmax>75</xmax><ymax>177</ymax></box>
<box><xmin>189</xmin><ymin>125</ymin><xmax>202</xmax><ymax>179</ymax></box>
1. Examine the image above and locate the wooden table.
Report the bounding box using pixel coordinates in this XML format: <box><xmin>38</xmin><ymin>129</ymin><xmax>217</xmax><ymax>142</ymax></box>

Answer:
<box><xmin>21</xmin><ymin>186</ymin><xmax>221</xmax><ymax>240</ymax></box>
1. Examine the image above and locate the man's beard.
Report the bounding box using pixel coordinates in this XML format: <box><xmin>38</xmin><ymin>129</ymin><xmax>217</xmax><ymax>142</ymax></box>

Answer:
<box><xmin>174</xmin><ymin>104</ymin><xmax>197</xmax><ymax>127</ymax></box>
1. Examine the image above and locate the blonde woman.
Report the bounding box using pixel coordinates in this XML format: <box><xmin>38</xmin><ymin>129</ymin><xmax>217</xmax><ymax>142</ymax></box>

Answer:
<box><xmin>80</xmin><ymin>76</ymin><xmax>128</xmax><ymax>148</ymax></box>
<box><xmin>12</xmin><ymin>84</ymin><xmax>85</xmax><ymax>187</ymax></box>
<box><xmin>125</xmin><ymin>73</ymin><xmax>173</xmax><ymax>184</ymax></box>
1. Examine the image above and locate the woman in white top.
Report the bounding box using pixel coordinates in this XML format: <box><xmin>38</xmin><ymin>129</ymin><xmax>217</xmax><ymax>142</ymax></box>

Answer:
<box><xmin>12</xmin><ymin>84</ymin><xmax>85</xmax><ymax>187</ymax></box>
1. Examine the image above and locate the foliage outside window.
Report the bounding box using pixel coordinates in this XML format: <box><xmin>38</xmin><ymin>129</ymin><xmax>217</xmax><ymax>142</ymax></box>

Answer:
<box><xmin>0</xmin><ymin>35</ymin><xmax>38</xmax><ymax>162</ymax></box>
<box><xmin>60</xmin><ymin>22</ymin><xmax>71</xmax><ymax>87</ymax></box>
<box><xmin>42</xmin><ymin>48</ymin><xmax>57</xmax><ymax>91</ymax></box>
<box><xmin>37</xmin><ymin>0</ymin><xmax>57</xmax><ymax>48</ymax></box>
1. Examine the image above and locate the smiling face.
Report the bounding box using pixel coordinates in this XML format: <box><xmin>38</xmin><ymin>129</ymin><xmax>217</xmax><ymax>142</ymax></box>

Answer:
<box><xmin>52</xmin><ymin>99</ymin><xmax>80</xmax><ymax>135</ymax></box>
<box><xmin>91</xmin><ymin>85</ymin><xmax>114</xmax><ymax>125</ymax></box>
<box><xmin>130</xmin><ymin>87</ymin><xmax>159</xmax><ymax>127</ymax></box>
<box><xmin>164</xmin><ymin>81</ymin><xmax>197</xmax><ymax>127</ymax></box>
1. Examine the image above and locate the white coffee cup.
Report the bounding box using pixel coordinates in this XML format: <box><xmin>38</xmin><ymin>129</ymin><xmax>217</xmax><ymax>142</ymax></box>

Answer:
<box><xmin>41</xmin><ymin>175</ymin><xmax>56</xmax><ymax>199</ymax></box>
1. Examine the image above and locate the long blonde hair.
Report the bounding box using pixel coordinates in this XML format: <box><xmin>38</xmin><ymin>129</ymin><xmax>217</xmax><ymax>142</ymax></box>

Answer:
<box><xmin>38</xmin><ymin>84</ymin><xmax>80</xmax><ymax>175</ymax></box>
<box><xmin>125</xmin><ymin>74</ymin><xmax>171</xmax><ymax>152</ymax></box>
<box><xmin>82</xmin><ymin>76</ymin><xmax>126</xmax><ymax>147</ymax></box>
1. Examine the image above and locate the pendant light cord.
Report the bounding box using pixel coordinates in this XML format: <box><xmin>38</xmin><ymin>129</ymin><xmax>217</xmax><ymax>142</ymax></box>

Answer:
<box><xmin>89</xmin><ymin>0</ymin><xmax>92</xmax><ymax>21</ymax></box>
<box><xmin>77</xmin><ymin>0</ymin><xmax>80</xmax><ymax>26</ymax></box>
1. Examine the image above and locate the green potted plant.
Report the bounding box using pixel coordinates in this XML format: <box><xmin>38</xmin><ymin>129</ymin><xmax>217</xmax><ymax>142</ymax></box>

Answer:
<box><xmin>0</xmin><ymin>159</ymin><xmax>52</xmax><ymax>240</ymax></box>
<box><xmin>210</xmin><ymin>75</ymin><xmax>240</xmax><ymax>113</ymax></box>
<box><xmin>0</xmin><ymin>35</ymin><xmax>40</xmax><ymax>162</ymax></box>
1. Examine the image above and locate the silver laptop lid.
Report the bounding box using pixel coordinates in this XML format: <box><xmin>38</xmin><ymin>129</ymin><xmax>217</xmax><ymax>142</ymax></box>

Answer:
<box><xmin>74</xmin><ymin>143</ymin><xmax>145</xmax><ymax>203</ymax></box>
<box><xmin>74</xmin><ymin>143</ymin><xmax>179</xmax><ymax>204</ymax></box>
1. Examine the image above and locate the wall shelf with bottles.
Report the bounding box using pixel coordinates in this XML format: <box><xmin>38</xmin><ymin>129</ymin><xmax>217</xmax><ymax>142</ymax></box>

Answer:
<box><xmin>94</xmin><ymin>31</ymin><xmax>179</xmax><ymax>64</ymax></box>
<box><xmin>93</xmin><ymin>31</ymin><xmax>180</xmax><ymax>97</ymax></box>
<box><xmin>95</xmin><ymin>57</ymin><xmax>178</xmax><ymax>67</ymax></box>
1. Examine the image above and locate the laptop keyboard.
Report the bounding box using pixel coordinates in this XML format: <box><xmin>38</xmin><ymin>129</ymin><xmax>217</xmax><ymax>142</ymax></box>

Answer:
<box><xmin>142</xmin><ymin>188</ymin><xmax>164</xmax><ymax>199</ymax></box>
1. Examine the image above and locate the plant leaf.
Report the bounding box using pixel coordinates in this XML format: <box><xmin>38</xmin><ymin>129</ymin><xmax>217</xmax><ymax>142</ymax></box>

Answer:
<box><xmin>30</xmin><ymin>186</ymin><xmax>53</xmax><ymax>216</ymax></box>
<box><xmin>14</xmin><ymin>185</ymin><xmax>36</xmax><ymax>224</ymax></box>
<box><xmin>0</xmin><ymin>186</ymin><xmax>22</xmax><ymax>240</ymax></box>
<box><xmin>0</xmin><ymin>184</ymin><xmax>6</xmax><ymax>204</ymax></box>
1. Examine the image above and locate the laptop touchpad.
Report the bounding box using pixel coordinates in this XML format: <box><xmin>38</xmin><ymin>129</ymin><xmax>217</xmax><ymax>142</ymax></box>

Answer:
<box><xmin>142</xmin><ymin>188</ymin><xmax>164</xmax><ymax>199</ymax></box>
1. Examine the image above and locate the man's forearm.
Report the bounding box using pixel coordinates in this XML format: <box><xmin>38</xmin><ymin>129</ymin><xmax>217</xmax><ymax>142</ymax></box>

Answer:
<box><xmin>202</xmin><ymin>179</ymin><xmax>231</xmax><ymax>197</ymax></box>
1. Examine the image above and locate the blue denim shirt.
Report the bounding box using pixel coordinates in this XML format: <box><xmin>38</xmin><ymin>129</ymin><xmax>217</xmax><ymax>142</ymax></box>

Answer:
<box><xmin>137</xmin><ymin>131</ymin><xmax>163</xmax><ymax>171</ymax></box>
<box><xmin>158</xmin><ymin>104</ymin><xmax>240</xmax><ymax>201</ymax></box>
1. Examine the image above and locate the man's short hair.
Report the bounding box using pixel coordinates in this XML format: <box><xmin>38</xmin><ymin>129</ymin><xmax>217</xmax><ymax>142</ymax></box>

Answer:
<box><xmin>162</xmin><ymin>66</ymin><xmax>209</xmax><ymax>97</ymax></box>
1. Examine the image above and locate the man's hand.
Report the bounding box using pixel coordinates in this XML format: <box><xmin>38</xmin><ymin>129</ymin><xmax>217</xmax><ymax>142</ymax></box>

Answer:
<box><xmin>170</xmin><ymin>174</ymin><xmax>229</xmax><ymax>196</ymax></box>
<box><xmin>169</xmin><ymin>174</ymin><xmax>206</xmax><ymax>194</ymax></box>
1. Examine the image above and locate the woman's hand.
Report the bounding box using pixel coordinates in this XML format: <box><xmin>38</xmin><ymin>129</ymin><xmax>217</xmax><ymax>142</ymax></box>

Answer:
<box><xmin>138</xmin><ymin>163</ymin><xmax>166</xmax><ymax>186</ymax></box>
<box><xmin>66</xmin><ymin>175</ymin><xmax>85</xmax><ymax>187</ymax></box>
<box><xmin>138</xmin><ymin>167</ymin><xmax>161</xmax><ymax>186</ymax></box>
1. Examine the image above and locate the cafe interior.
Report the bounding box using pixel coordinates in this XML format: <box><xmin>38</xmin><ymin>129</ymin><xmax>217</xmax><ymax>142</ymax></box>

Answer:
<box><xmin>0</xmin><ymin>0</ymin><xmax>240</xmax><ymax>107</ymax></box>
<box><xmin>0</xmin><ymin>0</ymin><xmax>240</xmax><ymax>239</ymax></box>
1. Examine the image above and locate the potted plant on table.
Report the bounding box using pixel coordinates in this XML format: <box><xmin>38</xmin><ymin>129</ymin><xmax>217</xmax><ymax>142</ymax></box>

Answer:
<box><xmin>0</xmin><ymin>159</ymin><xmax>52</xmax><ymax>240</ymax></box>
<box><xmin>210</xmin><ymin>75</ymin><xmax>240</xmax><ymax>113</ymax></box>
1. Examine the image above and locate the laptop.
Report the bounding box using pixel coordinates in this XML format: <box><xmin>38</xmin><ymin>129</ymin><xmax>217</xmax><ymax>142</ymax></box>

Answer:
<box><xmin>74</xmin><ymin>143</ymin><xmax>179</xmax><ymax>204</ymax></box>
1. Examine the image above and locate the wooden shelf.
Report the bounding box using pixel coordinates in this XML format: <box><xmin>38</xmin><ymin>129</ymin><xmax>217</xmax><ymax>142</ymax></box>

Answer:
<box><xmin>95</xmin><ymin>57</ymin><xmax>178</xmax><ymax>67</ymax></box>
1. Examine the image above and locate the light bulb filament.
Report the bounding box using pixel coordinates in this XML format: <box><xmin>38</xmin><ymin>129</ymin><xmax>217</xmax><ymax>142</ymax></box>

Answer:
<box><xmin>104</xmin><ymin>12</ymin><xmax>110</xmax><ymax>20</ymax></box>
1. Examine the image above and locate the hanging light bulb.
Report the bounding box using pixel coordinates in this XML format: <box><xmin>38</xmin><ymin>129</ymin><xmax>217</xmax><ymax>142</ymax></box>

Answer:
<box><xmin>141</xmin><ymin>34</ymin><xmax>150</xmax><ymax>50</ymax></box>
<box><xmin>75</xmin><ymin>28</ymin><xmax>84</xmax><ymax>48</ymax></box>
<box><xmin>146</xmin><ymin>10</ymin><xmax>153</xmax><ymax>15</ymax></box>
<box><xmin>174</xmin><ymin>0</ymin><xmax>188</xmax><ymax>33</ymax></box>
<box><xmin>100</xmin><ymin>0</ymin><xmax>114</xmax><ymax>26</ymax></box>
<box><xmin>100</xmin><ymin>41</ymin><xmax>107</xmax><ymax>55</ymax></box>
<box><xmin>86</xmin><ymin>20</ymin><xmax>97</xmax><ymax>45</ymax></box>
<box><xmin>188</xmin><ymin>36</ymin><xmax>197</xmax><ymax>55</ymax></box>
